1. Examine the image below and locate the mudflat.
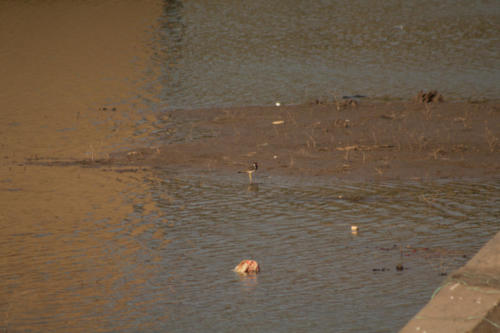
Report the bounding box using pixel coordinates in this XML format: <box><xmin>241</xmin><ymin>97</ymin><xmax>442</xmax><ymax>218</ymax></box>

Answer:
<box><xmin>86</xmin><ymin>99</ymin><xmax>500</xmax><ymax>181</ymax></box>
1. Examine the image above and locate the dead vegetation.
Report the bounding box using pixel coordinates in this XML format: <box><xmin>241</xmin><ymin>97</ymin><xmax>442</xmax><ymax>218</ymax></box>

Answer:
<box><xmin>36</xmin><ymin>99</ymin><xmax>498</xmax><ymax>181</ymax></box>
<box><xmin>415</xmin><ymin>90</ymin><xmax>444</xmax><ymax>104</ymax></box>
<box><xmin>484</xmin><ymin>122</ymin><xmax>498</xmax><ymax>153</ymax></box>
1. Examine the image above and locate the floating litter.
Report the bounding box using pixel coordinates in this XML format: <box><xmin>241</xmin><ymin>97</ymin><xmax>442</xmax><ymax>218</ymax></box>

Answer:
<box><xmin>272</xmin><ymin>120</ymin><xmax>284</xmax><ymax>125</ymax></box>
<box><xmin>351</xmin><ymin>225</ymin><xmax>359</xmax><ymax>233</ymax></box>
<box><xmin>234</xmin><ymin>259</ymin><xmax>260</xmax><ymax>274</ymax></box>
<box><xmin>275</xmin><ymin>102</ymin><xmax>281</xmax><ymax>106</ymax></box>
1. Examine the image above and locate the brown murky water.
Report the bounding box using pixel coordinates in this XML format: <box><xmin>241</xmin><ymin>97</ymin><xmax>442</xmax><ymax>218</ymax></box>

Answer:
<box><xmin>1</xmin><ymin>1</ymin><xmax>499</xmax><ymax>332</ymax></box>
<box><xmin>2</xmin><ymin>168</ymin><xmax>499</xmax><ymax>332</ymax></box>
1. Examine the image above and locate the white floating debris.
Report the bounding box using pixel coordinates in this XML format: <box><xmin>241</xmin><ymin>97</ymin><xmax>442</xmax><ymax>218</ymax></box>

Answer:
<box><xmin>351</xmin><ymin>225</ymin><xmax>359</xmax><ymax>233</ymax></box>
<box><xmin>272</xmin><ymin>120</ymin><xmax>284</xmax><ymax>125</ymax></box>
<box><xmin>275</xmin><ymin>102</ymin><xmax>281</xmax><ymax>107</ymax></box>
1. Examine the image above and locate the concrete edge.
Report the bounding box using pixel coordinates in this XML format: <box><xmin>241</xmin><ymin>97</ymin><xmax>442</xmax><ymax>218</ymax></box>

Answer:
<box><xmin>400</xmin><ymin>231</ymin><xmax>500</xmax><ymax>333</ymax></box>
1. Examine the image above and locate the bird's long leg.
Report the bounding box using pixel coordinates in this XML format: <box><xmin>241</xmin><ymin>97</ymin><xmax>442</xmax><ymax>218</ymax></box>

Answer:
<box><xmin>248</xmin><ymin>172</ymin><xmax>253</xmax><ymax>183</ymax></box>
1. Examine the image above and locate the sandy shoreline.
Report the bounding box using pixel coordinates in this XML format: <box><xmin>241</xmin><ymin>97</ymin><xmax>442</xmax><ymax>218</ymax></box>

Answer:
<box><xmin>35</xmin><ymin>99</ymin><xmax>500</xmax><ymax>182</ymax></box>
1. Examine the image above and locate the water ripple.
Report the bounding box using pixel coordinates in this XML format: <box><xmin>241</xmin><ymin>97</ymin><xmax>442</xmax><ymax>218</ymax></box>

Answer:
<box><xmin>135</xmin><ymin>172</ymin><xmax>500</xmax><ymax>332</ymax></box>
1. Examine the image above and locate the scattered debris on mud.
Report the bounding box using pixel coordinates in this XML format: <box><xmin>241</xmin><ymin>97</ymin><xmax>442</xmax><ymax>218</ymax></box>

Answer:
<box><xmin>415</xmin><ymin>90</ymin><xmax>444</xmax><ymax>103</ymax></box>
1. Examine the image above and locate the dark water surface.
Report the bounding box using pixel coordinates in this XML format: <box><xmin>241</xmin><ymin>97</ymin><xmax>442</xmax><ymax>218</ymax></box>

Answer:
<box><xmin>155</xmin><ymin>0</ymin><xmax>500</xmax><ymax>108</ymax></box>
<box><xmin>1</xmin><ymin>1</ymin><xmax>499</xmax><ymax>332</ymax></box>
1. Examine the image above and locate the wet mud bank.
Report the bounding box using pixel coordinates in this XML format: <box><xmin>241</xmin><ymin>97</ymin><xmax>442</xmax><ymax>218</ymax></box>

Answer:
<box><xmin>34</xmin><ymin>99</ymin><xmax>499</xmax><ymax>182</ymax></box>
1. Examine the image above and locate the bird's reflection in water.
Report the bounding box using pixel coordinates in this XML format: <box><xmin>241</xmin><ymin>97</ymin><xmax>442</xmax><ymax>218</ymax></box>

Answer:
<box><xmin>247</xmin><ymin>183</ymin><xmax>259</xmax><ymax>192</ymax></box>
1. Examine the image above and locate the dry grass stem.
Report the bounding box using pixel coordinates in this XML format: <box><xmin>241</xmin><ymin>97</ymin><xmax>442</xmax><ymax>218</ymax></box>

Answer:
<box><xmin>423</xmin><ymin>103</ymin><xmax>433</xmax><ymax>120</ymax></box>
<box><xmin>484</xmin><ymin>122</ymin><xmax>498</xmax><ymax>152</ymax></box>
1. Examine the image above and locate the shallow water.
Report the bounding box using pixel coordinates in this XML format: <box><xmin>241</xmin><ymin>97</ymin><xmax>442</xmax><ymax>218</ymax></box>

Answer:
<box><xmin>1</xmin><ymin>1</ymin><xmax>499</xmax><ymax>332</ymax></box>
<box><xmin>2</xmin><ymin>167</ymin><xmax>499</xmax><ymax>332</ymax></box>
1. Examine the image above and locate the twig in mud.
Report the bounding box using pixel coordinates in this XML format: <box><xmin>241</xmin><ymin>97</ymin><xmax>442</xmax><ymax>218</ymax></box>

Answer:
<box><xmin>423</xmin><ymin>103</ymin><xmax>433</xmax><ymax>120</ymax></box>
<box><xmin>453</xmin><ymin>109</ymin><xmax>471</xmax><ymax>129</ymax></box>
<box><xmin>272</xmin><ymin>124</ymin><xmax>284</xmax><ymax>140</ymax></box>
<box><xmin>286</xmin><ymin>110</ymin><xmax>297</xmax><ymax>125</ymax></box>
<box><xmin>390</xmin><ymin>132</ymin><xmax>402</xmax><ymax>152</ymax></box>
<box><xmin>431</xmin><ymin>147</ymin><xmax>446</xmax><ymax>160</ymax></box>
<box><xmin>306</xmin><ymin>135</ymin><xmax>316</xmax><ymax>150</ymax></box>
<box><xmin>408</xmin><ymin>131</ymin><xmax>428</xmax><ymax>152</ymax></box>
<box><xmin>371</xmin><ymin>131</ymin><xmax>379</xmax><ymax>145</ymax></box>
<box><xmin>344</xmin><ymin>149</ymin><xmax>350</xmax><ymax>161</ymax></box>
<box><xmin>484</xmin><ymin>122</ymin><xmax>498</xmax><ymax>152</ymax></box>
<box><xmin>305</xmin><ymin>128</ymin><xmax>317</xmax><ymax>151</ymax></box>
<box><xmin>223</xmin><ymin>109</ymin><xmax>234</xmax><ymax>119</ymax></box>
<box><xmin>341</xmin><ymin>163</ymin><xmax>351</xmax><ymax>172</ymax></box>
<box><xmin>336</xmin><ymin>145</ymin><xmax>359</xmax><ymax>152</ymax></box>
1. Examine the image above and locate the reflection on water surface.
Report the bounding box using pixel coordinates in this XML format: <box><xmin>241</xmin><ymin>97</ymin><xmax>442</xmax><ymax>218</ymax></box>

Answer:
<box><xmin>0</xmin><ymin>0</ymin><xmax>499</xmax><ymax>332</ymax></box>
<box><xmin>2</xmin><ymin>166</ymin><xmax>498</xmax><ymax>332</ymax></box>
<box><xmin>155</xmin><ymin>0</ymin><xmax>500</xmax><ymax>108</ymax></box>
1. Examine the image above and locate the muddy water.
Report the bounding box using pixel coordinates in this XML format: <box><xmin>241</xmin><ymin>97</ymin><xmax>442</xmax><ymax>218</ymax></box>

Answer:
<box><xmin>2</xmin><ymin>168</ymin><xmax>499</xmax><ymax>332</ymax></box>
<box><xmin>1</xmin><ymin>1</ymin><xmax>499</xmax><ymax>332</ymax></box>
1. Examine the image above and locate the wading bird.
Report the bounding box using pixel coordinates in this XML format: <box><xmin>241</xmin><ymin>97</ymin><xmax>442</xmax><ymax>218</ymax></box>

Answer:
<box><xmin>238</xmin><ymin>162</ymin><xmax>258</xmax><ymax>183</ymax></box>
